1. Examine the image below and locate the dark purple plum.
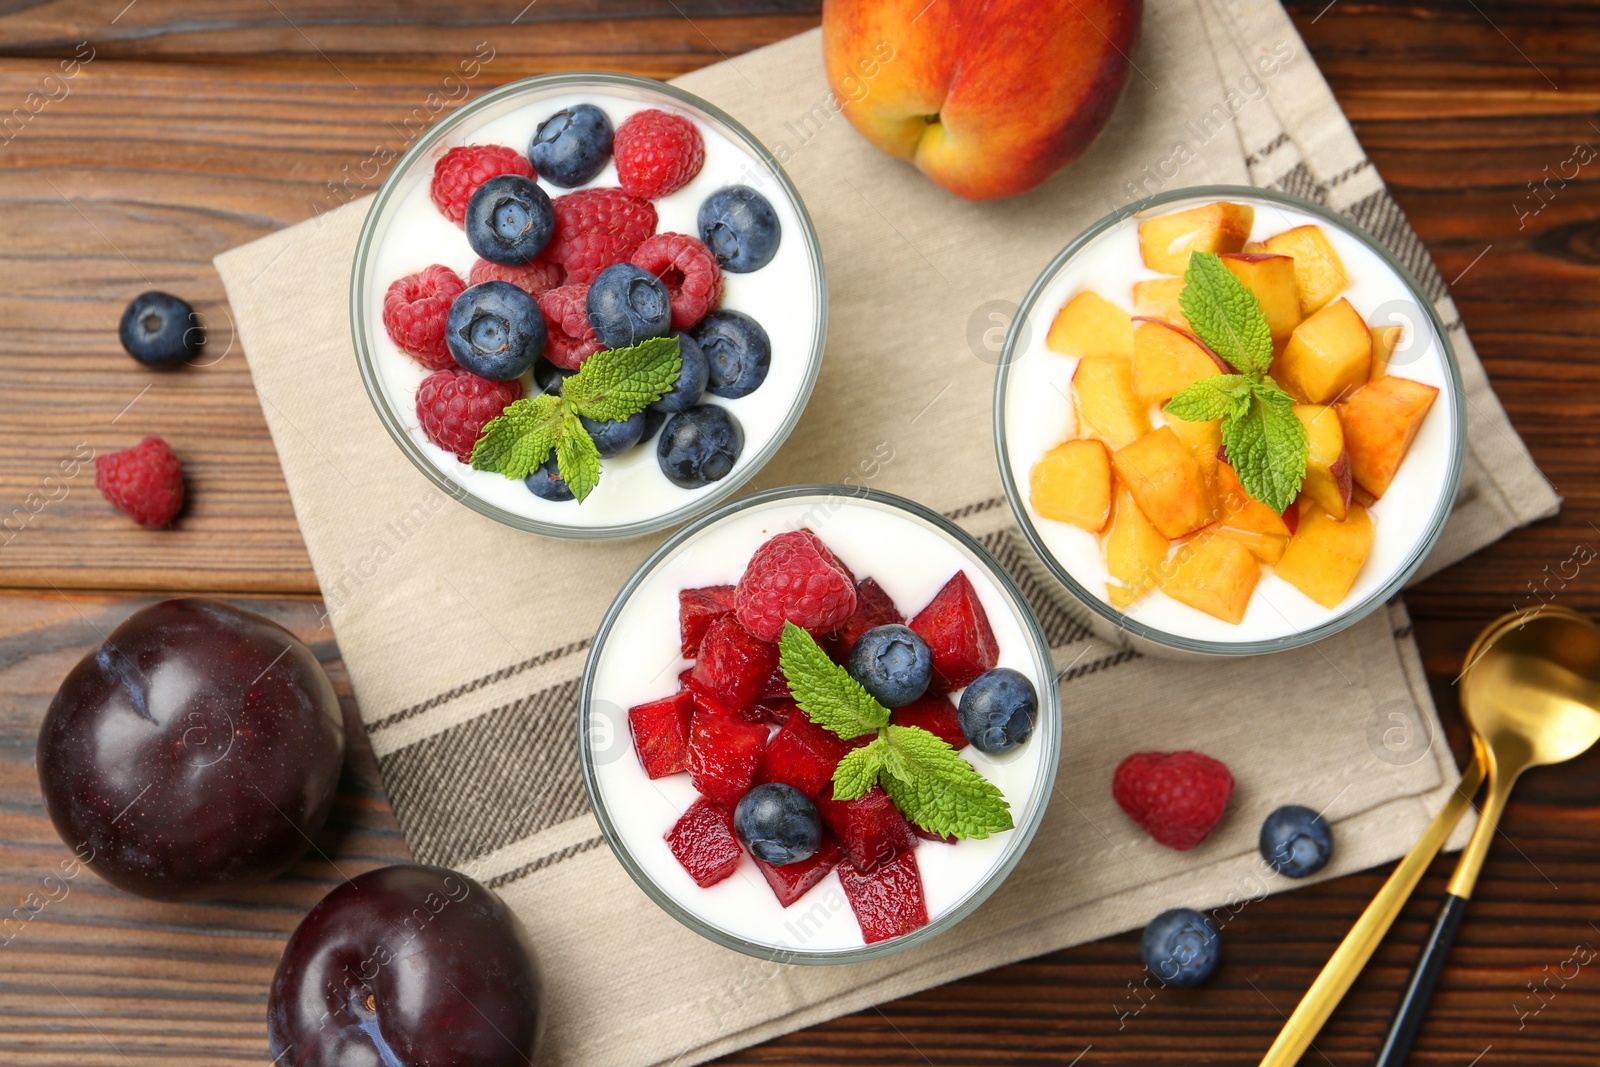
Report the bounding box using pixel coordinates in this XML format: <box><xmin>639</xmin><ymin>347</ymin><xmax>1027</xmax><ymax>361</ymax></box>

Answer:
<box><xmin>269</xmin><ymin>864</ymin><xmax>544</xmax><ymax>1067</ymax></box>
<box><xmin>36</xmin><ymin>598</ymin><xmax>345</xmax><ymax>901</ymax></box>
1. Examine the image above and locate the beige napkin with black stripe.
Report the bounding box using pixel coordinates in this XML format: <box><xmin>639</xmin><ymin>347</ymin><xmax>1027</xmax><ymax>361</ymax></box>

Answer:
<box><xmin>216</xmin><ymin>1</ymin><xmax>1558</xmax><ymax>1063</ymax></box>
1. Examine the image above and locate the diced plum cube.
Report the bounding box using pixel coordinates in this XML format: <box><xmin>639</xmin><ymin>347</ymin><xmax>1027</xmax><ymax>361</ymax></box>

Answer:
<box><xmin>666</xmin><ymin>797</ymin><xmax>743</xmax><ymax>888</ymax></box>
<box><xmin>817</xmin><ymin>785</ymin><xmax>916</xmax><ymax>874</ymax></box>
<box><xmin>838</xmin><ymin>849</ymin><xmax>930</xmax><ymax>944</ymax></box>
<box><xmin>889</xmin><ymin>692</ymin><xmax>967</xmax><ymax>750</ymax></box>
<box><xmin>753</xmin><ymin>835</ymin><xmax>842</xmax><ymax>908</ymax></box>
<box><xmin>688</xmin><ymin>710</ymin><xmax>768</xmax><ymax>809</ymax></box>
<box><xmin>627</xmin><ymin>691</ymin><xmax>694</xmax><ymax>779</ymax></box>
<box><xmin>908</xmin><ymin>572</ymin><xmax>999</xmax><ymax>691</ymax></box>
<box><xmin>690</xmin><ymin>614</ymin><xmax>779</xmax><ymax>710</ymax></box>
<box><xmin>911</xmin><ymin>824</ymin><xmax>957</xmax><ymax>845</ymax></box>
<box><xmin>822</xmin><ymin>577</ymin><xmax>905</xmax><ymax>663</ymax></box>
<box><xmin>744</xmin><ymin>698</ymin><xmax>797</xmax><ymax>726</ymax></box>
<box><xmin>679</xmin><ymin>585</ymin><xmax>735</xmax><ymax>657</ymax></box>
<box><xmin>759</xmin><ymin>661</ymin><xmax>792</xmax><ymax>702</ymax></box>
<box><xmin>753</xmin><ymin>710</ymin><xmax>852</xmax><ymax>798</ymax></box>
<box><xmin>679</xmin><ymin>668</ymin><xmax>738</xmax><ymax>717</ymax></box>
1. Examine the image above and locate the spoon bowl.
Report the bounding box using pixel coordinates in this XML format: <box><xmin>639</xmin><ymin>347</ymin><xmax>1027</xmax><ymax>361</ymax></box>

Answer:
<box><xmin>1462</xmin><ymin>606</ymin><xmax>1600</xmax><ymax>774</ymax></box>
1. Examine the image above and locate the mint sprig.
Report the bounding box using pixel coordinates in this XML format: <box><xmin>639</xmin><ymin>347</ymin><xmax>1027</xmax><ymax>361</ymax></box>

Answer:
<box><xmin>777</xmin><ymin>623</ymin><xmax>1014</xmax><ymax>840</ymax></box>
<box><xmin>469</xmin><ymin>335</ymin><xmax>681</xmax><ymax>503</ymax></box>
<box><xmin>1165</xmin><ymin>252</ymin><xmax>1307</xmax><ymax>513</ymax></box>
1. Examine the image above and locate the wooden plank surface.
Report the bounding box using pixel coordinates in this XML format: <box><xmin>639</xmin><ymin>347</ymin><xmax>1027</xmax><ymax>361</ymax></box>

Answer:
<box><xmin>0</xmin><ymin>1</ymin><xmax>1597</xmax><ymax>1064</ymax></box>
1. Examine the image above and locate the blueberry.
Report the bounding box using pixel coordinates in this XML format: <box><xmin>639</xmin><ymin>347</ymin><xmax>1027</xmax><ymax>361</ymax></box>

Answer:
<box><xmin>957</xmin><ymin>667</ymin><xmax>1037</xmax><ymax>755</ymax></box>
<box><xmin>1140</xmin><ymin>908</ymin><xmax>1220</xmax><ymax>987</ymax></box>
<box><xmin>532</xmin><ymin>355</ymin><xmax>575</xmax><ymax>395</ymax></box>
<box><xmin>734</xmin><ymin>783</ymin><xmax>821</xmax><ymax>865</ymax></box>
<box><xmin>579</xmin><ymin>410</ymin><xmax>647</xmax><ymax>458</ymax></box>
<box><xmin>692</xmin><ymin>310</ymin><xmax>771</xmax><ymax>399</ymax></box>
<box><xmin>119</xmin><ymin>292</ymin><xmax>201</xmax><ymax>366</ymax></box>
<box><xmin>657</xmin><ymin>405</ymin><xmax>744</xmax><ymax>489</ymax></box>
<box><xmin>849</xmin><ymin>625</ymin><xmax>933</xmax><ymax>708</ymax></box>
<box><xmin>1258</xmin><ymin>804</ymin><xmax>1333</xmax><ymax>878</ymax></box>
<box><xmin>523</xmin><ymin>454</ymin><xmax>574</xmax><ymax>502</ymax></box>
<box><xmin>698</xmin><ymin>185</ymin><xmax>782</xmax><ymax>272</ymax></box>
<box><xmin>650</xmin><ymin>331</ymin><xmax>710</xmax><ymax>414</ymax></box>
<box><xmin>446</xmin><ymin>281</ymin><xmax>545</xmax><ymax>381</ymax></box>
<box><xmin>586</xmin><ymin>263</ymin><xmax>671</xmax><ymax>350</ymax></box>
<box><xmin>465</xmin><ymin>174</ymin><xmax>554</xmax><ymax>266</ymax></box>
<box><xmin>527</xmin><ymin>103</ymin><xmax>613</xmax><ymax>187</ymax></box>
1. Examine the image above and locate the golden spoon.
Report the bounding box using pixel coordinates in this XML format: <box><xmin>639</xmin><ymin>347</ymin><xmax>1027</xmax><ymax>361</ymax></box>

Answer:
<box><xmin>1258</xmin><ymin>605</ymin><xmax>1600</xmax><ymax>1066</ymax></box>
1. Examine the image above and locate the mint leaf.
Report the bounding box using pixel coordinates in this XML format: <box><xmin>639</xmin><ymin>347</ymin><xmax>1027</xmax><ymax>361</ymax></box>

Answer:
<box><xmin>832</xmin><ymin>737</ymin><xmax>888</xmax><ymax>802</ymax></box>
<box><xmin>778</xmin><ymin>623</ymin><xmax>890</xmax><ymax>740</ymax></box>
<box><xmin>1221</xmin><ymin>382</ymin><xmax>1307</xmax><ymax>514</ymax></box>
<box><xmin>879</xmin><ymin>725</ymin><xmax>1013</xmax><ymax>839</ymax></box>
<box><xmin>1179</xmin><ymin>252</ymin><xmax>1273</xmax><ymax>379</ymax></box>
<box><xmin>470</xmin><ymin>393</ymin><xmax>565</xmax><ymax>479</ymax></box>
<box><xmin>564</xmin><ymin>336</ymin><xmax>681</xmax><ymax>422</ymax></box>
<box><xmin>554</xmin><ymin>411</ymin><xmax>601</xmax><ymax>503</ymax></box>
<box><xmin>1163</xmin><ymin>374</ymin><xmax>1253</xmax><ymax>423</ymax></box>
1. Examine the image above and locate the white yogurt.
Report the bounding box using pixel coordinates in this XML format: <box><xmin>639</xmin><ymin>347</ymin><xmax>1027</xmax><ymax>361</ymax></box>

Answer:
<box><xmin>585</xmin><ymin>494</ymin><xmax>1056</xmax><ymax>956</ymax></box>
<box><xmin>360</xmin><ymin>84</ymin><xmax>823</xmax><ymax>533</ymax></box>
<box><xmin>1002</xmin><ymin>193</ymin><xmax>1458</xmax><ymax>646</ymax></box>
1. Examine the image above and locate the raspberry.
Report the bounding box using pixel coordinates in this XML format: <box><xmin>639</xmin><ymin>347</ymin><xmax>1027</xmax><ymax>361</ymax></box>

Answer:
<box><xmin>415</xmin><ymin>368</ymin><xmax>521</xmax><ymax>462</ymax></box>
<box><xmin>536</xmin><ymin>283</ymin><xmax>603</xmax><ymax>370</ymax></box>
<box><xmin>430</xmin><ymin>145</ymin><xmax>534</xmax><ymax>224</ymax></box>
<box><xmin>96</xmin><ymin>436</ymin><xmax>184</xmax><ymax>527</ymax></box>
<box><xmin>614</xmin><ymin>109</ymin><xmax>705</xmax><ymax>199</ymax></box>
<box><xmin>468</xmin><ymin>255</ymin><xmax>564</xmax><ymax>299</ymax></box>
<box><xmin>546</xmin><ymin>188</ymin><xmax>658</xmax><ymax>285</ymax></box>
<box><xmin>1113</xmin><ymin>751</ymin><xmax>1235</xmax><ymax>851</ymax></box>
<box><xmin>631</xmin><ymin>232</ymin><xmax>722</xmax><ymax>330</ymax></box>
<box><xmin>734</xmin><ymin>529</ymin><xmax>858</xmax><ymax>643</ymax></box>
<box><xmin>382</xmin><ymin>265</ymin><xmax>465</xmax><ymax>370</ymax></box>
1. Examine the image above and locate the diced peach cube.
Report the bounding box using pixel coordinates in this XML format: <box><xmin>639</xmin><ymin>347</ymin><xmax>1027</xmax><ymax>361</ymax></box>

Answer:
<box><xmin>1275</xmin><ymin>504</ymin><xmax>1376</xmax><ymax>609</ymax></box>
<box><xmin>1160</xmin><ymin>534</ymin><xmax>1261</xmax><ymax>625</ymax></box>
<box><xmin>1214</xmin><ymin>462</ymin><xmax>1291</xmax><ymax>564</ymax></box>
<box><xmin>1292</xmin><ymin>404</ymin><xmax>1353</xmax><ymax>519</ymax></box>
<box><xmin>1131</xmin><ymin>319</ymin><xmax>1228</xmax><ymax>405</ymax></box>
<box><xmin>1336</xmin><ymin>375</ymin><xmax>1440</xmax><ymax>498</ymax></box>
<box><xmin>1276</xmin><ymin>297</ymin><xmax>1372</xmax><ymax>404</ymax></box>
<box><xmin>1165</xmin><ymin>413</ymin><xmax>1223</xmax><ymax>486</ymax></box>
<box><xmin>1132</xmin><ymin>277</ymin><xmax>1191</xmax><ymax>330</ymax></box>
<box><xmin>1111</xmin><ymin>426</ymin><xmax>1216</xmax><ymax>539</ymax></box>
<box><xmin>1030</xmin><ymin>439</ymin><xmax>1112</xmax><ymax>533</ymax></box>
<box><xmin>1261</xmin><ymin>225</ymin><xmax>1348</xmax><ymax>316</ymax></box>
<box><xmin>1073</xmin><ymin>355</ymin><xmax>1151</xmax><ymax>449</ymax></box>
<box><xmin>1138</xmin><ymin>202</ymin><xmax>1255</xmax><ymax>275</ymax></box>
<box><xmin>1220</xmin><ymin>252</ymin><xmax>1302</xmax><ymax>346</ymax></box>
<box><xmin>1104</xmin><ymin>482</ymin><xmax>1170</xmax><ymax>610</ymax></box>
<box><xmin>1046</xmin><ymin>291</ymin><xmax>1134</xmax><ymax>360</ymax></box>
<box><xmin>1370</xmin><ymin>324</ymin><xmax>1402</xmax><ymax>379</ymax></box>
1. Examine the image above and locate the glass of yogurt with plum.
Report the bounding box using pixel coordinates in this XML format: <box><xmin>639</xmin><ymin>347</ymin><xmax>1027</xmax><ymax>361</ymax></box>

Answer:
<box><xmin>580</xmin><ymin>486</ymin><xmax>1062</xmax><ymax>962</ymax></box>
<box><xmin>996</xmin><ymin>187</ymin><xmax>1465</xmax><ymax>656</ymax></box>
<box><xmin>353</xmin><ymin>73</ymin><xmax>826</xmax><ymax>539</ymax></box>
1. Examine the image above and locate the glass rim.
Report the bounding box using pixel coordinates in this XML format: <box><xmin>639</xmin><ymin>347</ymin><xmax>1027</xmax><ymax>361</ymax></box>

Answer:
<box><xmin>992</xmin><ymin>184</ymin><xmax>1467</xmax><ymax>657</ymax></box>
<box><xmin>577</xmin><ymin>484</ymin><xmax>1064</xmax><ymax>964</ymax></box>
<box><xmin>350</xmin><ymin>71</ymin><xmax>830</xmax><ymax>541</ymax></box>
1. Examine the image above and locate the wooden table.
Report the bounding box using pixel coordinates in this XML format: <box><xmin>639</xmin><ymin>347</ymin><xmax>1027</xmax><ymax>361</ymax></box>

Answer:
<box><xmin>0</xmin><ymin>2</ymin><xmax>1595</xmax><ymax>1063</ymax></box>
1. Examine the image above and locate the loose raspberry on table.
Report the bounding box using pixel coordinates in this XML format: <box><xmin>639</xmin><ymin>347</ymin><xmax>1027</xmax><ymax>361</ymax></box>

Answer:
<box><xmin>1112</xmin><ymin>750</ymin><xmax>1235</xmax><ymax>851</ymax></box>
<box><xmin>614</xmin><ymin>109</ymin><xmax>705</xmax><ymax>200</ymax></box>
<box><xmin>536</xmin><ymin>283</ymin><xmax>603</xmax><ymax>371</ymax></box>
<box><xmin>96</xmin><ymin>436</ymin><xmax>184</xmax><ymax>527</ymax></box>
<box><xmin>546</xmin><ymin>187</ymin><xmax>657</xmax><ymax>285</ymax></box>
<box><xmin>430</xmin><ymin>145</ymin><xmax>535</xmax><ymax>225</ymax></box>
<box><xmin>468</xmin><ymin>255</ymin><xmax>564</xmax><ymax>299</ymax></box>
<box><xmin>735</xmin><ymin>529</ymin><xmax>859</xmax><ymax>643</ymax></box>
<box><xmin>382</xmin><ymin>264</ymin><xmax>465</xmax><ymax>370</ymax></box>
<box><xmin>631</xmin><ymin>232</ymin><xmax>722</xmax><ymax>330</ymax></box>
<box><xmin>415</xmin><ymin>368</ymin><xmax>522</xmax><ymax>463</ymax></box>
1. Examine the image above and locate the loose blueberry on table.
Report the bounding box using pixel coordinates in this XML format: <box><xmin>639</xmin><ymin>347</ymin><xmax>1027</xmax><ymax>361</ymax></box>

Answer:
<box><xmin>625</xmin><ymin>528</ymin><xmax>1030</xmax><ymax>946</ymax></box>
<box><xmin>1258</xmin><ymin>803</ymin><xmax>1333</xmax><ymax>877</ymax></box>
<box><xmin>119</xmin><ymin>290</ymin><xmax>202</xmax><ymax>366</ymax></box>
<box><xmin>381</xmin><ymin>101</ymin><xmax>790</xmax><ymax>505</ymax></box>
<box><xmin>1141</xmin><ymin>907</ymin><xmax>1221</xmax><ymax>987</ymax></box>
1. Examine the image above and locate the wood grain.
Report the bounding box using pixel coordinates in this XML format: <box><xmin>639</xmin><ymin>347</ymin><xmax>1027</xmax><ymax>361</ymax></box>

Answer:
<box><xmin>0</xmin><ymin>1</ymin><xmax>1596</xmax><ymax>1064</ymax></box>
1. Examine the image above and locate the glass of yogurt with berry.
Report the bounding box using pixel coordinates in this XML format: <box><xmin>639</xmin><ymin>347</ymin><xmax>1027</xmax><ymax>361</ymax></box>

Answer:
<box><xmin>353</xmin><ymin>73</ymin><xmax>826</xmax><ymax>538</ymax></box>
<box><xmin>995</xmin><ymin>186</ymin><xmax>1465</xmax><ymax>656</ymax></box>
<box><xmin>580</xmin><ymin>486</ymin><xmax>1062</xmax><ymax>962</ymax></box>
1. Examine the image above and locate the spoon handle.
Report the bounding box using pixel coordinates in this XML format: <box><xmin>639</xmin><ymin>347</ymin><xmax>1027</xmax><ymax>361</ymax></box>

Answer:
<box><xmin>1372</xmin><ymin>893</ymin><xmax>1470</xmax><ymax>1066</ymax></box>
